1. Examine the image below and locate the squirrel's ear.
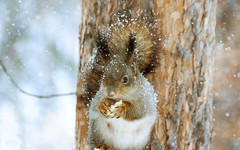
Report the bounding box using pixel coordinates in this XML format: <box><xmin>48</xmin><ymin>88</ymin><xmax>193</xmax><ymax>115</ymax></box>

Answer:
<box><xmin>96</xmin><ymin>29</ymin><xmax>110</xmax><ymax>64</ymax></box>
<box><xmin>126</xmin><ymin>35</ymin><xmax>135</xmax><ymax>65</ymax></box>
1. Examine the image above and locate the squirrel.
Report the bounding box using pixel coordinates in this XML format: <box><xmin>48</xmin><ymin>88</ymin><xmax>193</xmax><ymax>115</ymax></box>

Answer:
<box><xmin>86</xmin><ymin>21</ymin><xmax>160</xmax><ymax>150</ymax></box>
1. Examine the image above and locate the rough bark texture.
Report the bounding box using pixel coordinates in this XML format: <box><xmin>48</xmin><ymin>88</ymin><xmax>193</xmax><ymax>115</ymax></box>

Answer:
<box><xmin>75</xmin><ymin>0</ymin><xmax>216</xmax><ymax>149</ymax></box>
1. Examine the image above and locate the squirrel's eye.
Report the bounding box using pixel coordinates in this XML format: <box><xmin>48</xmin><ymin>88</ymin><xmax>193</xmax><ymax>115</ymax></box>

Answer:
<box><xmin>121</xmin><ymin>75</ymin><xmax>128</xmax><ymax>84</ymax></box>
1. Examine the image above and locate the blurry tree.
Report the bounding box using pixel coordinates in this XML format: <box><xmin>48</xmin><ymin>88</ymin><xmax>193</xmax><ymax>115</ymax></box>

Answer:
<box><xmin>76</xmin><ymin>0</ymin><xmax>216</xmax><ymax>149</ymax></box>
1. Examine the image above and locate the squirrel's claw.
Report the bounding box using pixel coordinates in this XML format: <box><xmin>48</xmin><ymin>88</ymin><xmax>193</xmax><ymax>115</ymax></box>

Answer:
<box><xmin>110</xmin><ymin>102</ymin><xmax>127</xmax><ymax>119</ymax></box>
<box><xmin>98</xmin><ymin>98</ymin><xmax>115</xmax><ymax>118</ymax></box>
<box><xmin>96</xmin><ymin>144</ymin><xmax>111</xmax><ymax>150</ymax></box>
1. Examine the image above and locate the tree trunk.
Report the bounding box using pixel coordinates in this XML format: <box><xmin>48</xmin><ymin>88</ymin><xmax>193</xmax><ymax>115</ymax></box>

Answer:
<box><xmin>75</xmin><ymin>0</ymin><xmax>216</xmax><ymax>149</ymax></box>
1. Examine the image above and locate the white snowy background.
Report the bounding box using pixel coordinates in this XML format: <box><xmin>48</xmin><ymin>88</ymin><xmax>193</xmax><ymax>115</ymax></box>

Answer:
<box><xmin>0</xmin><ymin>0</ymin><xmax>80</xmax><ymax>150</ymax></box>
<box><xmin>0</xmin><ymin>0</ymin><xmax>240</xmax><ymax>150</ymax></box>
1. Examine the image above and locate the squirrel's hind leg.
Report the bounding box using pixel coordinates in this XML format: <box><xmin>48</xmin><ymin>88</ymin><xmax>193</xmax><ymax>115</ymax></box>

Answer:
<box><xmin>95</xmin><ymin>144</ymin><xmax>112</xmax><ymax>150</ymax></box>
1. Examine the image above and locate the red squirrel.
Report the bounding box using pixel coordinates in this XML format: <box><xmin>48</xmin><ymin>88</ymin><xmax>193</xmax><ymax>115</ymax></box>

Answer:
<box><xmin>86</xmin><ymin>22</ymin><xmax>160</xmax><ymax>150</ymax></box>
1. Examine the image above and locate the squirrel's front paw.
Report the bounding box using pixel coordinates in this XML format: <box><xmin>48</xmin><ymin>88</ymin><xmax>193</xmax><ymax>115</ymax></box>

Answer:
<box><xmin>98</xmin><ymin>98</ymin><xmax>115</xmax><ymax>118</ymax></box>
<box><xmin>98</xmin><ymin>99</ymin><xmax>127</xmax><ymax>119</ymax></box>
<box><xmin>109</xmin><ymin>101</ymin><xmax>127</xmax><ymax>119</ymax></box>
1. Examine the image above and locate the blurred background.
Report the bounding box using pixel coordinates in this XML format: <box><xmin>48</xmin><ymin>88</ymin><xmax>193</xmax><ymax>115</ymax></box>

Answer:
<box><xmin>0</xmin><ymin>0</ymin><xmax>80</xmax><ymax>149</ymax></box>
<box><xmin>213</xmin><ymin>0</ymin><xmax>240</xmax><ymax>149</ymax></box>
<box><xmin>0</xmin><ymin>0</ymin><xmax>239</xmax><ymax>150</ymax></box>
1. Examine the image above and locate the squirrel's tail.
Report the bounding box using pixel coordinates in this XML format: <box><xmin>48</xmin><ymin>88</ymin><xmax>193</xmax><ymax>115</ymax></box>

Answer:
<box><xmin>106</xmin><ymin>22</ymin><xmax>161</xmax><ymax>75</ymax></box>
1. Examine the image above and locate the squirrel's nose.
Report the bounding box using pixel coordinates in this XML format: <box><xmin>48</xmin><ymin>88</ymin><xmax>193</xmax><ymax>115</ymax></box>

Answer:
<box><xmin>107</xmin><ymin>90</ymin><xmax>115</xmax><ymax>97</ymax></box>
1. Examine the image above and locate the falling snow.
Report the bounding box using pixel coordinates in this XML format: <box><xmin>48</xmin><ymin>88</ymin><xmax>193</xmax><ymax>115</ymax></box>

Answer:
<box><xmin>0</xmin><ymin>0</ymin><xmax>240</xmax><ymax>150</ymax></box>
<box><xmin>0</xmin><ymin>0</ymin><xmax>80</xmax><ymax>150</ymax></box>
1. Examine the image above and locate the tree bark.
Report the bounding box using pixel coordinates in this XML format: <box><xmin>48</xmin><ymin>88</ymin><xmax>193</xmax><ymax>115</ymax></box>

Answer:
<box><xmin>75</xmin><ymin>0</ymin><xmax>216</xmax><ymax>149</ymax></box>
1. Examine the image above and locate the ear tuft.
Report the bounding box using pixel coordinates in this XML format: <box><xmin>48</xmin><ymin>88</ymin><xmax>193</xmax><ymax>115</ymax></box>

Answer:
<box><xmin>126</xmin><ymin>34</ymin><xmax>136</xmax><ymax>65</ymax></box>
<box><xmin>96</xmin><ymin>29</ymin><xmax>110</xmax><ymax>63</ymax></box>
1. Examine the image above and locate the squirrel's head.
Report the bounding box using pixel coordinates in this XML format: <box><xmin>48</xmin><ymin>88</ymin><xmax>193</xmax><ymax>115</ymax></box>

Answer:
<box><xmin>102</xmin><ymin>58</ymin><xmax>140</xmax><ymax>99</ymax></box>
<box><xmin>96</xmin><ymin>31</ymin><xmax>140</xmax><ymax>98</ymax></box>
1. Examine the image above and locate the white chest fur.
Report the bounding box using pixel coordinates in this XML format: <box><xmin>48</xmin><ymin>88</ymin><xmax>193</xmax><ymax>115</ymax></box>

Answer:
<box><xmin>93</xmin><ymin>112</ymin><xmax>156</xmax><ymax>150</ymax></box>
<box><xmin>89</xmin><ymin>76</ymin><xmax>158</xmax><ymax>149</ymax></box>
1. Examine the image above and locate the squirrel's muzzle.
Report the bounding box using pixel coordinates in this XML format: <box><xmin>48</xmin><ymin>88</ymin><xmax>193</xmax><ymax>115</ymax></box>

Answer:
<box><xmin>106</xmin><ymin>89</ymin><xmax>115</xmax><ymax>98</ymax></box>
